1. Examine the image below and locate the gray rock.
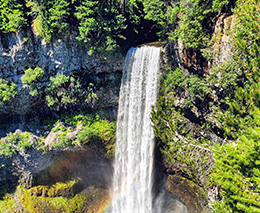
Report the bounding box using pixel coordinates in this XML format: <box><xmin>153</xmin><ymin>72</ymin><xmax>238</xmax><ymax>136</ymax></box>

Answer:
<box><xmin>0</xmin><ymin>29</ymin><xmax>124</xmax><ymax>121</ymax></box>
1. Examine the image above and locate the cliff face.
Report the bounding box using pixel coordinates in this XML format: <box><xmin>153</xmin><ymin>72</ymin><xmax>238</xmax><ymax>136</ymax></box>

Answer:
<box><xmin>0</xmin><ymin>29</ymin><xmax>124</xmax><ymax>122</ymax></box>
<box><xmin>0</xmin><ymin>30</ymin><xmax>123</xmax><ymax>78</ymax></box>
<box><xmin>0</xmin><ymin>14</ymin><xmax>235</xmax><ymax>211</ymax></box>
<box><xmin>154</xmin><ymin>14</ymin><xmax>235</xmax><ymax>213</ymax></box>
<box><xmin>0</xmin><ymin>29</ymin><xmax>121</xmax><ymax>211</ymax></box>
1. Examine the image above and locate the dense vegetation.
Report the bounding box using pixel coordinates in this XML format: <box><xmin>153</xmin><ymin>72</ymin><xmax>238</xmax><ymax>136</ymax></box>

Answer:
<box><xmin>0</xmin><ymin>79</ymin><xmax>17</xmax><ymax>104</ymax></box>
<box><xmin>0</xmin><ymin>0</ymin><xmax>260</xmax><ymax>212</ymax></box>
<box><xmin>0</xmin><ymin>179</ymin><xmax>109</xmax><ymax>212</ymax></box>
<box><xmin>21</xmin><ymin>67</ymin><xmax>100</xmax><ymax>111</ymax></box>
<box><xmin>151</xmin><ymin>0</ymin><xmax>260</xmax><ymax>212</ymax></box>
<box><xmin>0</xmin><ymin>0</ymin><xmax>157</xmax><ymax>53</ymax></box>
<box><xmin>0</xmin><ymin>112</ymin><xmax>116</xmax><ymax>158</ymax></box>
<box><xmin>0</xmin><ymin>0</ymin><xmax>231</xmax><ymax>52</ymax></box>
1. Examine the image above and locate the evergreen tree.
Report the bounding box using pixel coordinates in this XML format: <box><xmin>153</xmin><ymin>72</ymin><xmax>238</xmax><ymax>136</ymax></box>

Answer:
<box><xmin>0</xmin><ymin>0</ymin><xmax>27</xmax><ymax>32</ymax></box>
<box><xmin>75</xmin><ymin>0</ymin><xmax>126</xmax><ymax>54</ymax></box>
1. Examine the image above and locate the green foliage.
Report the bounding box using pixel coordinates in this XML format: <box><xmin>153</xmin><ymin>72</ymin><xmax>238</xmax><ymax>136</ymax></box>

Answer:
<box><xmin>73</xmin><ymin>112</ymin><xmax>116</xmax><ymax>157</ymax></box>
<box><xmin>0</xmin><ymin>141</ymin><xmax>17</xmax><ymax>157</ymax></box>
<box><xmin>52</xmin><ymin>125</ymin><xmax>66</xmax><ymax>133</ymax></box>
<box><xmin>5</xmin><ymin>131</ymin><xmax>19</xmax><ymax>144</ymax></box>
<box><xmin>233</xmin><ymin>0</ymin><xmax>260</xmax><ymax>81</ymax></box>
<box><xmin>75</xmin><ymin>0</ymin><xmax>126</xmax><ymax>54</ymax></box>
<box><xmin>45</xmin><ymin>73</ymin><xmax>98</xmax><ymax>110</ymax></box>
<box><xmin>162</xmin><ymin>67</ymin><xmax>185</xmax><ymax>95</ymax></box>
<box><xmin>218</xmin><ymin>80</ymin><xmax>260</xmax><ymax>139</ymax></box>
<box><xmin>212</xmin><ymin>0</ymin><xmax>230</xmax><ymax>12</ymax></box>
<box><xmin>0</xmin><ymin>179</ymin><xmax>109</xmax><ymax>213</ymax></box>
<box><xmin>18</xmin><ymin>132</ymin><xmax>32</xmax><ymax>150</ymax></box>
<box><xmin>211</xmin><ymin>112</ymin><xmax>260</xmax><ymax>212</ymax></box>
<box><xmin>151</xmin><ymin>97</ymin><xmax>185</xmax><ymax>143</ymax></box>
<box><xmin>22</xmin><ymin>67</ymin><xmax>44</xmax><ymax>85</ymax></box>
<box><xmin>165</xmin><ymin>140</ymin><xmax>213</xmax><ymax>186</ymax></box>
<box><xmin>0</xmin><ymin>131</ymin><xmax>32</xmax><ymax>157</ymax></box>
<box><xmin>19</xmin><ymin>180</ymin><xmax>87</xmax><ymax>213</ymax></box>
<box><xmin>0</xmin><ymin>0</ymin><xmax>231</xmax><ymax>52</ymax></box>
<box><xmin>176</xmin><ymin>0</ymin><xmax>229</xmax><ymax>48</ymax></box>
<box><xmin>61</xmin><ymin>113</ymin><xmax>83</xmax><ymax>127</ymax></box>
<box><xmin>207</xmin><ymin>2</ymin><xmax>260</xmax><ymax>211</ymax></box>
<box><xmin>26</xmin><ymin>0</ymin><xmax>71</xmax><ymax>41</ymax></box>
<box><xmin>161</xmin><ymin>67</ymin><xmax>210</xmax><ymax>101</ymax></box>
<box><xmin>22</xmin><ymin>67</ymin><xmax>45</xmax><ymax>96</ymax></box>
<box><xmin>185</xmin><ymin>75</ymin><xmax>210</xmax><ymax>101</ymax></box>
<box><xmin>208</xmin><ymin>60</ymin><xmax>243</xmax><ymax>98</ymax></box>
<box><xmin>45</xmin><ymin>74</ymin><xmax>82</xmax><ymax>110</ymax></box>
<box><xmin>0</xmin><ymin>0</ymin><xmax>27</xmax><ymax>33</ymax></box>
<box><xmin>151</xmin><ymin>96</ymin><xmax>213</xmax><ymax>186</ymax></box>
<box><xmin>48</xmin><ymin>0</ymin><xmax>70</xmax><ymax>35</ymax></box>
<box><xmin>53</xmin><ymin>132</ymin><xmax>72</xmax><ymax>148</ymax></box>
<box><xmin>143</xmin><ymin>0</ymin><xmax>179</xmax><ymax>39</ymax></box>
<box><xmin>77</xmin><ymin>114</ymin><xmax>116</xmax><ymax>146</ymax></box>
<box><xmin>43</xmin><ymin>112</ymin><xmax>116</xmax><ymax>157</ymax></box>
<box><xmin>143</xmin><ymin>0</ymin><xmax>229</xmax><ymax>48</ymax></box>
<box><xmin>0</xmin><ymin>79</ymin><xmax>17</xmax><ymax>104</ymax></box>
<box><xmin>0</xmin><ymin>193</ymin><xmax>16</xmax><ymax>212</ymax></box>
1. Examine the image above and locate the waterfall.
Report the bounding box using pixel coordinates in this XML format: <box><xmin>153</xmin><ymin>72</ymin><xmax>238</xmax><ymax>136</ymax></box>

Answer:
<box><xmin>112</xmin><ymin>46</ymin><xmax>160</xmax><ymax>213</ymax></box>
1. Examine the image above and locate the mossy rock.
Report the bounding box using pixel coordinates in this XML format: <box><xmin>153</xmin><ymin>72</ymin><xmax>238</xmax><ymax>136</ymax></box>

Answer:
<box><xmin>165</xmin><ymin>175</ymin><xmax>209</xmax><ymax>213</ymax></box>
<box><xmin>0</xmin><ymin>180</ymin><xmax>110</xmax><ymax>213</ymax></box>
<box><xmin>29</xmin><ymin>179</ymin><xmax>77</xmax><ymax>198</ymax></box>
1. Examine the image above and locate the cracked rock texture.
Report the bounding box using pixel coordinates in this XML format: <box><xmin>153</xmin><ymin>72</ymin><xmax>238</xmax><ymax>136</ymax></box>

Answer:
<box><xmin>0</xmin><ymin>30</ymin><xmax>124</xmax><ymax>122</ymax></box>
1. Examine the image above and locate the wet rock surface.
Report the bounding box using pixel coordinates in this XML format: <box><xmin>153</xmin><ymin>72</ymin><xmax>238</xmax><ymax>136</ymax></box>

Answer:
<box><xmin>165</xmin><ymin>175</ymin><xmax>209</xmax><ymax>213</ymax></box>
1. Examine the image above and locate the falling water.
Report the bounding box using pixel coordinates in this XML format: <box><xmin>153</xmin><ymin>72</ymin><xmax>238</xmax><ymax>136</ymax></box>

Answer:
<box><xmin>112</xmin><ymin>46</ymin><xmax>160</xmax><ymax>213</ymax></box>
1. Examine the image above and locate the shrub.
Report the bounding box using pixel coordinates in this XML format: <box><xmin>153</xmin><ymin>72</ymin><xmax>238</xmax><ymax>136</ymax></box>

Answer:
<box><xmin>162</xmin><ymin>67</ymin><xmax>185</xmax><ymax>95</ymax></box>
<box><xmin>0</xmin><ymin>193</ymin><xmax>16</xmax><ymax>212</ymax></box>
<box><xmin>53</xmin><ymin>132</ymin><xmax>72</xmax><ymax>148</ymax></box>
<box><xmin>77</xmin><ymin>115</ymin><xmax>116</xmax><ymax>144</ymax></box>
<box><xmin>22</xmin><ymin>67</ymin><xmax>44</xmax><ymax>85</ymax></box>
<box><xmin>208</xmin><ymin>60</ymin><xmax>243</xmax><ymax>98</ymax></box>
<box><xmin>45</xmin><ymin>74</ymin><xmax>77</xmax><ymax>110</ymax></box>
<box><xmin>18</xmin><ymin>132</ymin><xmax>32</xmax><ymax>150</ymax></box>
<box><xmin>185</xmin><ymin>75</ymin><xmax>210</xmax><ymax>101</ymax></box>
<box><xmin>5</xmin><ymin>131</ymin><xmax>19</xmax><ymax>144</ymax></box>
<box><xmin>0</xmin><ymin>141</ymin><xmax>17</xmax><ymax>157</ymax></box>
<box><xmin>45</xmin><ymin>74</ymin><xmax>97</xmax><ymax>111</ymax></box>
<box><xmin>210</xmin><ymin>120</ymin><xmax>260</xmax><ymax>212</ymax></box>
<box><xmin>22</xmin><ymin>67</ymin><xmax>45</xmax><ymax>96</ymax></box>
<box><xmin>0</xmin><ymin>131</ymin><xmax>33</xmax><ymax>157</ymax></box>
<box><xmin>0</xmin><ymin>0</ymin><xmax>27</xmax><ymax>33</ymax></box>
<box><xmin>0</xmin><ymin>79</ymin><xmax>17</xmax><ymax>104</ymax></box>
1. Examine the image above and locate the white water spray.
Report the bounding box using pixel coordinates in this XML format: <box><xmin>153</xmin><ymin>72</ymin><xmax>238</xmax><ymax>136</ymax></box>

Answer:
<box><xmin>112</xmin><ymin>46</ymin><xmax>160</xmax><ymax>213</ymax></box>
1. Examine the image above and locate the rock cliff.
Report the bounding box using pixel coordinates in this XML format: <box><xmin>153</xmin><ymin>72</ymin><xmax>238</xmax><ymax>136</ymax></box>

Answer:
<box><xmin>0</xmin><ymin>29</ymin><xmax>124</xmax><ymax>122</ymax></box>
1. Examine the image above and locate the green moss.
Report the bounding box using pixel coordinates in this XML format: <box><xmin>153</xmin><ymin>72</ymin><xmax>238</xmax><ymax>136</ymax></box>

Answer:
<box><xmin>0</xmin><ymin>179</ymin><xmax>109</xmax><ymax>213</ymax></box>
<box><xmin>0</xmin><ymin>193</ymin><xmax>16</xmax><ymax>212</ymax></box>
<box><xmin>19</xmin><ymin>179</ymin><xmax>86</xmax><ymax>213</ymax></box>
<box><xmin>168</xmin><ymin>175</ymin><xmax>208</xmax><ymax>213</ymax></box>
<box><xmin>43</xmin><ymin>112</ymin><xmax>116</xmax><ymax>157</ymax></box>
